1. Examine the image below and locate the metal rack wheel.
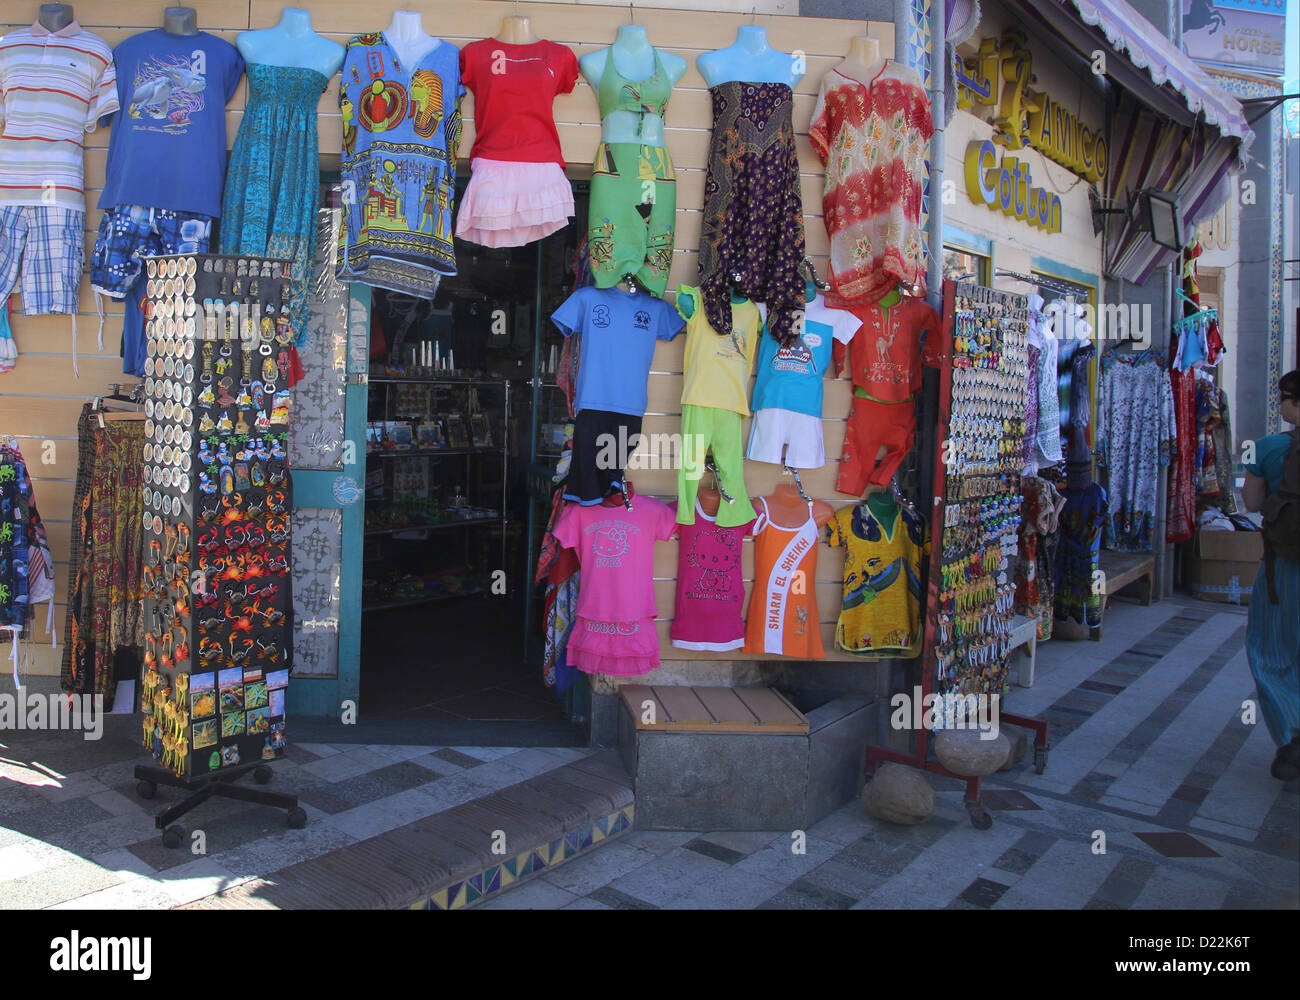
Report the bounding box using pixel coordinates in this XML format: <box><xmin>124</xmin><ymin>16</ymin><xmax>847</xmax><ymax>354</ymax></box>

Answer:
<box><xmin>1033</xmin><ymin>745</ymin><xmax>1051</xmax><ymax>775</ymax></box>
<box><xmin>162</xmin><ymin>824</ymin><xmax>185</xmax><ymax>849</ymax></box>
<box><xmin>287</xmin><ymin>807</ymin><xmax>308</xmax><ymax>829</ymax></box>
<box><xmin>136</xmin><ymin>780</ymin><xmax>157</xmax><ymax>800</ymax></box>
<box><xmin>966</xmin><ymin>802</ymin><xmax>993</xmax><ymax>830</ymax></box>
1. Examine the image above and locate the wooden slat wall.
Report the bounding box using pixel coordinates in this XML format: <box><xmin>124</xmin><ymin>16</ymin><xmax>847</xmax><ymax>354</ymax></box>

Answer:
<box><xmin>0</xmin><ymin>0</ymin><xmax>895</xmax><ymax>674</ymax></box>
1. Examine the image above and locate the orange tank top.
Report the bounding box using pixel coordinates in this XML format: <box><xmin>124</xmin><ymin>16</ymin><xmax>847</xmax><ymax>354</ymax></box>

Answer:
<box><xmin>743</xmin><ymin>497</ymin><xmax>824</xmax><ymax>658</ymax></box>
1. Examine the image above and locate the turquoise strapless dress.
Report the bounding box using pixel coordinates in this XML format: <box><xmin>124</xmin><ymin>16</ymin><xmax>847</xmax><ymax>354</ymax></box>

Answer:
<box><xmin>220</xmin><ymin>64</ymin><xmax>329</xmax><ymax>345</ymax></box>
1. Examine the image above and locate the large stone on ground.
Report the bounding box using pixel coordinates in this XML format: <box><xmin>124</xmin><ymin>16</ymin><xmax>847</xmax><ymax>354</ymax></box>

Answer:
<box><xmin>861</xmin><ymin>762</ymin><xmax>935</xmax><ymax>825</ymax></box>
<box><xmin>998</xmin><ymin>727</ymin><xmax>1028</xmax><ymax>772</ymax></box>
<box><xmin>935</xmin><ymin>728</ymin><xmax>1011</xmax><ymax>776</ymax></box>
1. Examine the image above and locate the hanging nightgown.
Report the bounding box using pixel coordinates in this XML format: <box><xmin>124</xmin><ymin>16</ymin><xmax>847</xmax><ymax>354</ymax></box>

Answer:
<box><xmin>1096</xmin><ymin>355</ymin><xmax>1175</xmax><ymax>552</ymax></box>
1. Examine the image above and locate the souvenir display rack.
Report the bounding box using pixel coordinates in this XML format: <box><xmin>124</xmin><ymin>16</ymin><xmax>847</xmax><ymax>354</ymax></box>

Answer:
<box><xmin>865</xmin><ymin>280</ymin><xmax>1050</xmax><ymax>830</ymax></box>
<box><xmin>133</xmin><ymin>251</ymin><xmax>304</xmax><ymax>845</ymax></box>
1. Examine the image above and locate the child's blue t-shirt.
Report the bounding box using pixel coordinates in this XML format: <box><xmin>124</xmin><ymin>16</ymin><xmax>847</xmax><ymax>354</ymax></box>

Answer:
<box><xmin>99</xmin><ymin>30</ymin><xmax>244</xmax><ymax>218</ymax></box>
<box><xmin>551</xmin><ymin>286</ymin><xmax>684</xmax><ymax>417</ymax></box>
<box><xmin>752</xmin><ymin>295</ymin><xmax>860</xmax><ymax>417</ymax></box>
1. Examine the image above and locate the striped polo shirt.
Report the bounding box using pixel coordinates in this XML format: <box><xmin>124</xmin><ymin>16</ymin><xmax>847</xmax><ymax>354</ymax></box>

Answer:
<box><xmin>0</xmin><ymin>20</ymin><xmax>118</xmax><ymax>210</ymax></box>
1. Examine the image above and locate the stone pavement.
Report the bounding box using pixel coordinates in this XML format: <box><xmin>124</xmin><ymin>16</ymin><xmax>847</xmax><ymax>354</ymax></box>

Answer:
<box><xmin>0</xmin><ymin>595</ymin><xmax>1296</xmax><ymax>909</ymax></box>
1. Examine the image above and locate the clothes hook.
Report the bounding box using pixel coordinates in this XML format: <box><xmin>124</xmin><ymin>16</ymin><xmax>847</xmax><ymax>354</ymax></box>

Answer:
<box><xmin>750</xmin><ymin>6</ymin><xmax>757</xmax><ymax>23</ymax></box>
<box><xmin>783</xmin><ymin>462</ymin><xmax>811</xmax><ymax>503</ymax></box>
<box><xmin>629</xmin><ymin>2</ymin><xmax>635</xmax><ymax>25</ymax></box>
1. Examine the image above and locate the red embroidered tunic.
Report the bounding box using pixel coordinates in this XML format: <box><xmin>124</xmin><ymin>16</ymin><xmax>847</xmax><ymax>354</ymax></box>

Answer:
<box><xmin>808</xmin><ymin>59</ymin><xmax>933</xmax><ymax>304</ymax></box>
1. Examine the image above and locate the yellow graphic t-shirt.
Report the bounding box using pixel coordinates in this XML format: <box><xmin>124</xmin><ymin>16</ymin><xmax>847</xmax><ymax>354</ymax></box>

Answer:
<box><xmin>826</xmin><ymin>500</ymin><xmax>928</xmax><ymax>658</ymax></box>
<box><xmin>676</xmin><ymin>284</ymin><xmax>761</xmax><ymax>416</ymax></box>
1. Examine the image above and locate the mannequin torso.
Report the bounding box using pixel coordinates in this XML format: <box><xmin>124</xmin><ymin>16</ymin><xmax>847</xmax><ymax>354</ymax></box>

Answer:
<box><xmin>384</xmin><ymin>10</ymin><xmax>439</xmax><ymax>70</ymax></box>
<box><xmin>163</xmin><ymin>6</ymin><xmax>198</xmax><ymax>36</ymax></box>
<box><xmin>846</xmin><ymin>35</ymin><xmax>881</xmax><ymax>67</ymax></box>
<box><xmin>579</xmin><ymin>25</ymin><xmax>685</xmax><ymax>148</ymax></box>
<box><xmin>696</xmin><ymin>483</ymin><xmax>721</xmax><ymax>518</ymax></box>
<box><xmin>761</xmin><ymin>482</ymin><xmax>832</xmax><ymax>529</ymax></box>
<box><xmin>38</xmin><ymin>3</ymin><xmax>75</xmax><ymax>32</ymax></box>
<box><xmin>697</xmin><ymin>26</ymin><xmax>802</xmax><ymax>88</ymax></box>
<box><xmin>498</xmin><ymin>15</ymin><xmax>537</xmax><ymax>45</ymax></box>
<box><xmin>236</xmin><ymin>7</ymin><xmax>343</xmax><ymax>77</ymax></box>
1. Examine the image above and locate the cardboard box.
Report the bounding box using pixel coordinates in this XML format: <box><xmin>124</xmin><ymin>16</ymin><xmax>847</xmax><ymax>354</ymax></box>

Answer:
<box><xmin>1183</xmin><ymin>529</ymin><xmax>1264</xmax><ymax>605</ymax></box>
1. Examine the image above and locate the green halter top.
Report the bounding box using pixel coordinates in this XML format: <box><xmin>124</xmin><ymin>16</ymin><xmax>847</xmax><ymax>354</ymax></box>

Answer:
<box><xmin>597</xmin><ymin>46</ymin><xmax>672</xmax><ymax>123</ymax></box>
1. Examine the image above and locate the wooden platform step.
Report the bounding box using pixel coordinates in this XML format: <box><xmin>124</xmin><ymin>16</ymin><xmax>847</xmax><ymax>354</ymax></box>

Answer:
<box><xmin>619</xmin><ymin>685</ymin><xmax>809</xmax><ymax>734</ymax></box>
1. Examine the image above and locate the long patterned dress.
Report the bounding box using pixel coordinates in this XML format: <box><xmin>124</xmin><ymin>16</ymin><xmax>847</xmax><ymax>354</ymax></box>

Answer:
<box><xmin>1054</xmin><ymin>481</ymin><xmax>1107</xmax><ymax>635</ymax></box>
<box><xmin>1015</xmin><ymin>476</ymin><xmax>1064</xmax><ymax>640</ymax></box>
<box><xmin>1166</xmin><ymin>368</ymin><xmax>1197</xmax><ymax>542</ymax></box>
<box><xmin>698</xmin><ymin>81</ymin><xmax>804</xmax><ymax>346</ymax></box>
<box><xmin>1097</xmin><ymin>355</ymin><xmax>1175</xmax><ymax>551</ymax></box>
<box><xmin>220</xmin><ymin>64</ymin><xmax>329</xmax><ymax>345</ymax></box>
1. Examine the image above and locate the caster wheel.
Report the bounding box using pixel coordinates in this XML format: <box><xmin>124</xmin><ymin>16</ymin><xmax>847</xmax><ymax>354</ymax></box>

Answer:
<box><xmin>136</xmin><ymin>780</ymin><xmax>157</xmax><ymax>800</ymax></box>
<box><xmin>162</xmin><ymin>824</ymin><xmax>184</xmax><ymax>849</ymax></box>
<box><xmin>1033</xmin><ymin>745</ymin><xmax>1051</xmax><ymax>775</ymax></box>
<box><xmin>968</xmin><ymin>806</ymin><xmax>993</xmax><ymax>830</ymax></box>
<box><xmin>287</xmin><ymin>807</ymin><xmax>307</xmax><ymax>830</ymax></box>
<box><xmin>253</xmin><ymin>766</ymin><xmax>273</xmax><ymax>785</ymax></box>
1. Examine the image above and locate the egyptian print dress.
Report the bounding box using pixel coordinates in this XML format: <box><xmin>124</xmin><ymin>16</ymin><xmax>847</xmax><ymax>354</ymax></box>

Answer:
<box><xmin>337</xmin><ymin>33</ymin><xmax>462</xmax><ymax>297</ymax></box>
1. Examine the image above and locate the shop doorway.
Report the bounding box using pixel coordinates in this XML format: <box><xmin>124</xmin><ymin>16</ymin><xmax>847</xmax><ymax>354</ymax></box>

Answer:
<box><xmin>353</xmin><ymin>182</ymin><xmax>590</xmax><ymax>726</ymax></box>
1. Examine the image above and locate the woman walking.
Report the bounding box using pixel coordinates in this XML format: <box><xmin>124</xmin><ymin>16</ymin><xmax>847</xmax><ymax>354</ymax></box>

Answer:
<box><xmin>1242</xmin><ymin>369</ymin><xmax>1300</xmax><ymax>780</ymax></box>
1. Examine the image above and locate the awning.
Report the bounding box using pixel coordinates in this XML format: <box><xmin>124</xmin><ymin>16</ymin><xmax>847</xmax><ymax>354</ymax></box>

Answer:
<box><xmin>1006</xmin><ymin>0</ymin><xmax>1256</xmax><ymax>284</ymax></box>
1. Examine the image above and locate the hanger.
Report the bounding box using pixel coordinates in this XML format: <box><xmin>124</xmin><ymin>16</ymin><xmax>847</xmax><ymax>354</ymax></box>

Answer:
<box><xmin>799</xmin><ymin>257</ymin><xmax>829</xmax><ymax>291</ymax></box>
<box><xmin>781</xmin><ymin>462</ymin><xmax>812</xmax><ymax>503</ymax></box>
<box><xmin>749</xmin><ymin>6</ymin><xmax>757</xmax><ymax>24</ymax></box>
<box><xmin>704</xmin><ymin>453</ymin><xmax>735</xmax><ymax>505</ymax></box>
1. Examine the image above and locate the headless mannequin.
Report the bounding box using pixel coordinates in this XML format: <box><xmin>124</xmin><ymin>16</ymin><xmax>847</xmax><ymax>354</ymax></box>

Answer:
<box><xmin>697</xmin><ymin>26</ymin><xmax>803</xmax><ymax>88</ymax></box>
<box><xmin>498</xmin><ymin>14</ymin><xmax>538</xmax><ymax>45</ymax></box>
<box><xmin>384</xmin><ymin>10</ymin><xmax>440</xmax><ymax>70</ymax></box>
<box><xmin>760</xmin><ymin>481</ymin><xmax>833</xmax><ymax>530</ymax></box>
<box><xmin>846</xmin><ymin>34</ymin><xmax>881</xmax><ymax>67</ymax></box>
<box><xmin>37</xmin><ymin>3</ymin><xmax>74</xmax><ymax>31</ymax></box>
<box><xmin>235</xmin><ymin>7</ymin><xmax>343</xmax><ymax>77</ymax></box>
<box><xmin>163</xmin><ymin>6</ymin><xmax>198</xmax><ymax>36</ymax></box>
<box><xmin>696</xmin><ymin>482</ymin><xmax>722</xmax><ymax>519</ymax></box>
<box><xmin>579</xmin><ymin>25</ymin><xmax>686</xmax><ymax>148</ymax></box>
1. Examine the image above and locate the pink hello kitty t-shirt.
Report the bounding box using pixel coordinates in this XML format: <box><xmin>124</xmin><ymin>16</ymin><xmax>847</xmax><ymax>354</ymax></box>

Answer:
<box><xmin>553</xmin><ymin>495</ymin><xmax>676</xmax><ymax>675</ymax></box>
<box><xmin>670</xmin><ymin>500</ymin><xmax>755</xmax><ymax>651</ymax></box>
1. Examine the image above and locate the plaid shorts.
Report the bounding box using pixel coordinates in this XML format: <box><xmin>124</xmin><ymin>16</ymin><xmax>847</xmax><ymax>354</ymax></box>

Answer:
<box><xmin>89</xmin><ymin>204</ymin><xmax>213</xmax><ymax>298</ymax></box>
<box><xmin>0</xmin><ymin>205</ymin><xmax>86</xmax><ymax>315</ymax></box>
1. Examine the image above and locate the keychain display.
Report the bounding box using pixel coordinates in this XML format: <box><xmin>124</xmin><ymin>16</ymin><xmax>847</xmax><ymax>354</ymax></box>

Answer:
<box><xmin>933</xmin><ymin>282</ymin><xmax>1030</xmax><ymax>701</ymax></box>
<box><xmin>139</xmin><ymin>253</ymin><xmax>294</xmax><ymax>778</ymax></box>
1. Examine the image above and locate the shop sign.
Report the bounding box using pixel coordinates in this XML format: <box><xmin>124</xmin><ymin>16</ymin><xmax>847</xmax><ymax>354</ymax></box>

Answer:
<box><xmin>1180</xmin><ymin>0</ymin><xmax>1286</xmax><ymax>77</ymax></box>
<box><xmin>964</xmin><ymin>140</ymin><xmax>1063</xmax><ymax>234</ymax></box>
<box><xmin>955</xmin><ymin>31</ymin><xmax>1108</xmax><ymax>185</ymax></box>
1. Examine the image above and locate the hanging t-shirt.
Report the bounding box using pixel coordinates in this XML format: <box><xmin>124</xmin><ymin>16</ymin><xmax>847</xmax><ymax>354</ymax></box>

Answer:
<box><xmin>832</xmin><ymin>296</ymin><xmax>942</xmax><ymax>402</ymax></box>
<box><xmin>98</xmin><ymin>29</ymin><xmax>244</xmax><ymax>218</ymax></box>
<box><xmin>552</xmin><ymin>496</ymin><xmax>677</xmax><ymax>676</ymax></box>
<box><xmin>551</xmin><ymin>285</ymin><xmax>684</xmax><ymax>416</ymax></box>
<box><xmin>825</xmin><ymin>501</ymin><xmax>927</xmax><ymax>658</ymax></box>
<box><xmin>670</xmin><ymin>499</ymin><xmax>754</xmax><ymax>651</ymax></box>
<box><xmin>743</xmin><ymin>497</ymin><xmax>825</xmax><ymax>658</ymax></box>
<box><xmin>677</xmin><ymin>285</ymin><xmax>761</xmax><ymax>416</ymax></box>
<box><xmin>459</xmin><ymin>38</ymin><xmax>578</xmax><ymax>166</ymax></box>
<box><xmin>752</xmin><ymin>294</ymin><xmax>861</xmax><ymax>417</ymax></box>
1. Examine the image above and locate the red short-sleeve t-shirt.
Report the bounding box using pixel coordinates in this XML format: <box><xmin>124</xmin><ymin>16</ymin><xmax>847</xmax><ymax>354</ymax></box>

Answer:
<box><xmin>459</xmin><ymin>38</ymin><xmax>579</xmax><ymax>166</ymax></box>
<box><xmin>831</xmin><ymin>297</ymin><xmax>943</xmax><ymax>401</ymax></box>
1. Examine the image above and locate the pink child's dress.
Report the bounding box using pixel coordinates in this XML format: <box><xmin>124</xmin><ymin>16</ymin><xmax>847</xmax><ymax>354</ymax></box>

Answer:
<box><xmin>552</xmin><ymin>496</ymin><xmax>676</xmax><ymax>675</ymax></box>
<box><xmin>670</xmin><ymin>499</ymin><xmax>754</xmax><ymax>651</ymax></box>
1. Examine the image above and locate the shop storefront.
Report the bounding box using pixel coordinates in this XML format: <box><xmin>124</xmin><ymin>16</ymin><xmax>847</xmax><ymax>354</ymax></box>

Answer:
<box><xmin>0</xmin><ymin>0</ymin><xmax>1253</xmax><ymax>807</ymax></box>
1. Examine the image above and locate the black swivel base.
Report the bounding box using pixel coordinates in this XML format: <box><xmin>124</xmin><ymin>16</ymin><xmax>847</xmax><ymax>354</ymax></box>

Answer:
<box><xmin>134</xmin><ymin>761</ymin><xmax>307</xmax><ymax>848</ymax></box>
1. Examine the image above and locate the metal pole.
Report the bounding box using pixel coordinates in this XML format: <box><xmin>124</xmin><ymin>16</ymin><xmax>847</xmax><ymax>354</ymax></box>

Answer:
<box><xmin>926</xmin><ymin>0</ymin><xmax>947</xmax><ymax>310</ymax></box>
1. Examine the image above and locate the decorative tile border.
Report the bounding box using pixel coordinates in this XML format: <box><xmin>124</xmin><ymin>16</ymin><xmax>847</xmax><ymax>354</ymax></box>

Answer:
<box><xmin>409</xmin><ymin>805</ymin><xmax>636</xmax><ymax>911</ymax></box>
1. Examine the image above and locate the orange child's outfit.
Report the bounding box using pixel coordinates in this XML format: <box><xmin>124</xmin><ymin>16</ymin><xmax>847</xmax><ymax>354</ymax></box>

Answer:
<box><xmin>832</xmin><ymin>294</ymin><xmax>941</xmax><ymax>495</ymax></box>
<box><xmin>742</xmin><ymin>497</ymin><xmax>825</xmax><ymax>658</ymax></box>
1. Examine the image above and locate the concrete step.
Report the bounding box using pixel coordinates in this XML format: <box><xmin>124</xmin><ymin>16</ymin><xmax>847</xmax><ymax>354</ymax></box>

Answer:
<box><xmin>177</xmin><ymin>750</ymin><xmax>635</xmax><ymax>910</ymax></box>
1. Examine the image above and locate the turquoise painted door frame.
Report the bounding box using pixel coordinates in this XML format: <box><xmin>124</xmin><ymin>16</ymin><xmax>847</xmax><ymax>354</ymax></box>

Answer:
<box><xmin>286</xmin><ymin>283</ymin><xmax>370</xmax><ymax>717</ymax></box>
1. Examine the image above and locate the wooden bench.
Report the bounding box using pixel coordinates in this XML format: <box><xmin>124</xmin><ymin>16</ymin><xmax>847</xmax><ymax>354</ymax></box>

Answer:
<box><xmin>1099</xmin><ymin>551</ymin><xmax>1156</xmax><ymax>611</ymax></box>
<box><xmin>1007</xmin><ymin>615</ymin><xmax>1039</xmax><ymax>688</ymax></box>
<box><xmin>618</xmin><ymin>684</ymin><xmax>809</xmax><ymax>734</ymax></box>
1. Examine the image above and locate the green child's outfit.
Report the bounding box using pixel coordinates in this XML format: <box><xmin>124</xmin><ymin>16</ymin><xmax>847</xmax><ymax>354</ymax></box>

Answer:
<box><xmin>586</xmin><ymin>49</ymin><xmax>676</xmax><ymax>297</ymax></box>
<box><xmin>676</xmin><ymin>285</ymin><xmax>760</xmax><ymax>527</ymax></box>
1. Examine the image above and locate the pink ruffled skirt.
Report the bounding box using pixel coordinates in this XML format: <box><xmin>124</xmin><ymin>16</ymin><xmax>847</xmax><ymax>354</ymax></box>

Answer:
<box><xmin>567</xmin><ymin>615</ymin><xmax>661</xmax><ymax>676</ymax></box>
<box><xmin>455</xmin><ymin>158</ymin><xmax>573</xmax><ymax>248</ymax></box>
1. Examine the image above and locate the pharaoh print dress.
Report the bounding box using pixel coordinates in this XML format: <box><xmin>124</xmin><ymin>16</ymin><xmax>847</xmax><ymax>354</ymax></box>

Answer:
<box><xmin>337</xmin><ymin>33</ymin><xmax>463</xmax><ymax>298</ymax></box>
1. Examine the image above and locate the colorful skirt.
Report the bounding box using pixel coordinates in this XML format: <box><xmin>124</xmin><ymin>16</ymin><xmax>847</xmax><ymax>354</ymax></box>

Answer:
<box><xmin>587</xmin><ymin>142</ymin><xmax>675</xmax><ymax>298</ymax></box>
<box><xmin>457</xmin><ymin>159</ymin><xmax>573</xmax><ymax>249</ymax></box>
